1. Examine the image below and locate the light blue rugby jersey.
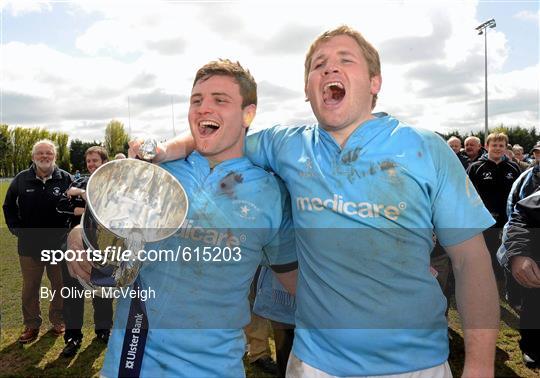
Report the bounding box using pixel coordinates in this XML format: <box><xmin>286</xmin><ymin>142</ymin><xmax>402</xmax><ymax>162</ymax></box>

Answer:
<box><xmin>245</xmin><ymin>113</ymin><xmax>495</xmax><ymax>376</ymax></box>
<box><xmin>101</xmin><ymin>151</ymin><xmax>296</xmax><ymax>378</ymax></box>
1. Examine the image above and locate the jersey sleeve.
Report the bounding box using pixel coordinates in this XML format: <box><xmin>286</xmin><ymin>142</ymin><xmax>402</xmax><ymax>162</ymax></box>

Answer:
<box><xmin>261</xmin><ymin>176</ymin><xmax>297</xmax><ymax>270</ymax></box>
<box><xmin>245</xmin><ymin>125</ymin><xmax>293</xmax><ymax>173</ymax></box>
<box><xmin>427</xmin><ymin>133</ymin><xmax>495</xmax><ymax>246</ymax></box>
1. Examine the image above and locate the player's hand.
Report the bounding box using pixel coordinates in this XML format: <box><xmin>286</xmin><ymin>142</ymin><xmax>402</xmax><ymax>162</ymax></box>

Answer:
<box><xmin>511</xmin><ymin>256</ymin><xmax>540</xmax><ymax>288</ymax></box>
<box><xmin>66</xmin><ymin>226</ymin><xmax>92</xmax><ymax>282</ymax></box>
<box><xmin>128</xmin><ymin>138</ymin><xmax>166</xmax><ymax>163</ymax></box>
<box><xmin>66</xmin><ymin>187</ymin><xmax>84</xmax><ymax>198</ymax></box>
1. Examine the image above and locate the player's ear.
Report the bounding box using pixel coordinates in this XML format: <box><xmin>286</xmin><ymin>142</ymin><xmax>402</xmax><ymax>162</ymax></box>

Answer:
<box><xmin>242</xmin><ymin>104</ymin><xmax>257</xmax><ymax>129</ymax></box>
<box><xmin>370</xmin><ymin>74</ymin><xmax>382</xmax><ymax>95</ymax></box>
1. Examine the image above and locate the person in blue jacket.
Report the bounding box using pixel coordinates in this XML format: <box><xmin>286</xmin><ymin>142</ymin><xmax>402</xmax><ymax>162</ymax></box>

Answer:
<box><xmin>132</xmin><ymin>25</ymin><xmax>500</xmax><ymax>377</ymax></box>
<box><xmin>68</xmin><ymin>59</ymin><xmax>297</xmax><ymax>377</ymax></box>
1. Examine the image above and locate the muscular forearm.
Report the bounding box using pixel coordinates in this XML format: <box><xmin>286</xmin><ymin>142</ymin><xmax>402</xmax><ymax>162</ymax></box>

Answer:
<box><xmin>461</xmin><ymin>329</ymin><xmax>499</xmax><ymax>378</ymax></box>
<box><xmin>446</xmin><ymin>234</ymin><xmax>499</xmax><ymax>377</ymax></box>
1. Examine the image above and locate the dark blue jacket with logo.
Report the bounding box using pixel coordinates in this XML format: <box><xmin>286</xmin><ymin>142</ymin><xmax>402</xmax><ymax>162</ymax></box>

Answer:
<box><xmin>467</xmin><ymin>155</ymin><xmax>521</xmax><ymax>228</ymax></box>
<box><xmin>3</xmin><ymin>165</ymin><xmax>72</xmax><ymax>257</ymax></box>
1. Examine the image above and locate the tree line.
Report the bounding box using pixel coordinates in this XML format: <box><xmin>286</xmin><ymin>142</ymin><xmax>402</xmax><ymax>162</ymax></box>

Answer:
<box><xmin>438</xmin><ymin>125</ymin><xmax>539</xmax><ymax>153</ymax></box>
<box><xmin>0</xmin><ymin>120</ymin><xmax>129</xmax><ymax>177</ymax></box>
<box><xmin>0</xmin><ymin>122</ymin><xmax>538</xmax><ymax>178</ymax></box>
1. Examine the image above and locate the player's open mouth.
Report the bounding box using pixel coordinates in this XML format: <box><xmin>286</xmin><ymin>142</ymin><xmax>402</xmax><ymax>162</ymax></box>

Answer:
<box><xmin>323</xmin><ymin>81</ymin><xmax>345</xmax><ymax>105</ymax></box>
<box><xmin>198</xmin><ymin>120</ymin><xmax>220</xmax><ymax>136</ymax></box>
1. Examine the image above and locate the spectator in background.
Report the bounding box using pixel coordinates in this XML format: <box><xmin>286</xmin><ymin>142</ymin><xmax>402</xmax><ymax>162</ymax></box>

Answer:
<box><xmin>507</xmin><ymin>144</ymin><xmax>530</xmax><ymax>172</ymax></box>
<box><xmin>498</xmin><ymin>157</ymin><xmax>540</xmax><ymax>369</ymax></box>
<box><xmin>74</xmin><ymin>170</ymin><xmax>81</xmax><ymax>180</ymax></box>
<box><xmin>529</xmin><ymin>142</ymin><xmax>540</xmax><ymax>164</ymax></box>
<box><xmin>463</xmin><ymin>136</ymin><xmax>487</xmax><ymax>167</ymax></box>
<box><xmin>513</xmin><ymin>144</ymin><xmax>527</xmax><ymax>163</ymax></box>
<box><xmin>3</xmin><ymin>139</ymin><xmax>72</xmax><ymax>343</ymax></box>
<box><xmin>447</xmin><ymin>136</ymin><xmax>468</xmax><ymax>169</ymax></box>
<box><xmin>56</xmin><ymin>146</ymin><xmax>114</xmax><ymax>357</ymax></box>
<box><xmin>506</xmin><ymin>148</ymin><xmax>517</xmax><ymax>166</ymax></box>
<box><xmin>447</xmin><ymin>136</ymin><xmax>462</xmax><ymax>153</ymax></box>
<box><xmin>114</xmin><ymin>152</ymin><xmax>126</xmax><ymax>159</ymax></box>
<box><xmin>468</xmin><ymin>133</ymin><xmax>520</xmax><ymax>279</ymax></box>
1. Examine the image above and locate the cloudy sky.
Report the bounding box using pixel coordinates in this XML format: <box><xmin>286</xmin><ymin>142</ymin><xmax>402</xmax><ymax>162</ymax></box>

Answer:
<box><xmin>1</xmin><ymin>0</ymin><xmax>538</xmax><ymax>142</ymax></box>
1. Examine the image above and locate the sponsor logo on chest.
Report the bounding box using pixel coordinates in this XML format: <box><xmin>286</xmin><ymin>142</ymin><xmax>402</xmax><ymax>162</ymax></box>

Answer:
<box><xmin>296</xmin><ymin>194</ymin><xmax>406</xmax><ymax>221</ymax></box>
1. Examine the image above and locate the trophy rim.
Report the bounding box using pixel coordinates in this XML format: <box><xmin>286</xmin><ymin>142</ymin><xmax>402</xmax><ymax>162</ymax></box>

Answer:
<box><xmin>85</xmin><ymin>159</ymin><xmax>189</xmax><ymax>243</ymax></box>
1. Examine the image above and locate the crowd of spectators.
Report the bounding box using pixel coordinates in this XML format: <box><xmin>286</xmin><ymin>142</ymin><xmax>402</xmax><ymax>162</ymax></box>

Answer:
<box><xmin>447</xmin><ymin>134</ymin><xmax>540</xmax><ymax>369</ymax></box>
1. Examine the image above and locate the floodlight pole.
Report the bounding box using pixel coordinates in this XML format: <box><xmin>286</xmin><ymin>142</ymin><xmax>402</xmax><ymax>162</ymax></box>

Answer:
<box><xmin>483</xmin><ymin>29</ymin><xmax>488</xmax><ymax>139</ymax></box>
<box><xmin>476</xmin><ymin>19</ymin><xmax>496</xmax><ymax>141</ymax></box>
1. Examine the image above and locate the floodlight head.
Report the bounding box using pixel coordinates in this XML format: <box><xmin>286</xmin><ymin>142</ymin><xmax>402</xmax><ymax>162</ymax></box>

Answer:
<box><xmin>475</xmin><ymin>18</ymin><xmax>496</xmax><ymax>32</ymax></box>
<box><xmin>478</xmin><ymin>30</ymin><xmax>483</xmax><ymax>35</ymax></box>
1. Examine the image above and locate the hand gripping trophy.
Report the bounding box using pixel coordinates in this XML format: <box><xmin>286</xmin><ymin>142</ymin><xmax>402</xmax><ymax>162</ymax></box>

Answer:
<box><xmin>79</xmin><ymin>139</ymin><xmax>188</xmax><ymax>294</ymax></box>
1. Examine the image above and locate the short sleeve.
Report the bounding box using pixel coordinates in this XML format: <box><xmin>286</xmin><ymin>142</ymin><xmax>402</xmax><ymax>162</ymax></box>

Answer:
<box><xmin>245</xmin><ymin>125</ymin><xmax>293</xmax><ymax>173</ymax></box>
<box><xmin>427</xmin><ymin>134</ymin><xmax>495</xmax><ymax>246</ymax></box>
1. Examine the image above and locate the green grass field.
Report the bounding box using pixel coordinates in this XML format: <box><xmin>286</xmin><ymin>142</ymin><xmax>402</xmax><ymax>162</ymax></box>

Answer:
<box><xmin>0</xmin><ymin>180</ymin><xmax>538</xmax><ymax>377</ymax></box>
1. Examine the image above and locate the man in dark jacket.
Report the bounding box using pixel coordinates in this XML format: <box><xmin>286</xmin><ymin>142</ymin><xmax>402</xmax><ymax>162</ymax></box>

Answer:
<box><xmin>462</xmin><ymin>136</ymin><xmax>487</xmax><ymax>168</ymax></box>
<box><xmin>498</xmin><ymin>161</ymin><xmax>540</xmax><ymax>368</ymax></box>
<box><xmin>3</xmin><ymin>139</ymin><xmax>72</xmax><ymax>343</ymax></box>
<box><xmin>467</xmin><ymin>133</ymin><xmax>520</xmax><ymax>278</ymax></box>
<box><xmin>56</xmin><ymin>146</ymin><xmax>114</xmax><ymax>357</ymax></box>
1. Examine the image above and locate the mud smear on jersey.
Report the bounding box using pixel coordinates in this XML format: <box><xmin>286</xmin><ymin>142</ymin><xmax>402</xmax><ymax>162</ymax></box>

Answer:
<box><xmin>341</xmin><ymin>147</ymin><xmax>361</xmax><ymax>164</ymax></box>
<box><xmin>379</xmin><ymin>160</ymin><xmax>397</xmax><ymax>172</ymax></box>
<box><xmin>219</xmin><ymin>172</ymin><xmax>243</xmax><ymax>197</ymax></box>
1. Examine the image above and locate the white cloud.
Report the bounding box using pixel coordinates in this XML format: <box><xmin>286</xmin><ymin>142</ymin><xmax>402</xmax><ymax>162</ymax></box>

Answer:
<box><xmin>0</xmin><ymin>0</ymin><xmax>52</xmax><ymax>16</ymax></box>
<box><xmin>513</xmin><ymin>10</ymin><xmax>539</xmax><ymax>22</ymax></box>
<box><xmin>1</xmin><ymin>0</ymin><xmax>537</xmax><ymax>142</ymax></box>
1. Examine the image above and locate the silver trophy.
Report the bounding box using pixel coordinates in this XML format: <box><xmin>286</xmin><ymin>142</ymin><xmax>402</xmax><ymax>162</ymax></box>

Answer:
<box><xmin>138</xmin><ymin>138</ymin><xmax>158</xmax><ymax>161</ymax></box>
<box><xmin>79</xmin><ymin>155</ymin><xmax>188</xmax><ymax>294</ymax></box>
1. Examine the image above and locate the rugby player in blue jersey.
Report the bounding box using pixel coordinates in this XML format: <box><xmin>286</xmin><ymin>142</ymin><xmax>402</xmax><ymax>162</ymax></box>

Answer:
<box><xmin>132</xmin><ymin>26</ymin><xmax>500</xmax><ymax>378</ymax></box>
<box><xmin>68</xmin><ymin>59</ymin><xmax>297</xmax><ymax>377</ymax></box>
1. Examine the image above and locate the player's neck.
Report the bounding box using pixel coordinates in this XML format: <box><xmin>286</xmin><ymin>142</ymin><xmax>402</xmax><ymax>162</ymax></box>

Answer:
<box><xmin>327</xmin><ymin>114</ymin><xmax>375</xmax><ymax>148</ymax></box>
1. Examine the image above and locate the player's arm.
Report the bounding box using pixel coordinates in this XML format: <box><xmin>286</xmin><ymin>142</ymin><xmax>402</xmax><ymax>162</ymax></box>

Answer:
<box><xmin>128</xmin><ymin>132</ymin><xmax>196</xmax><ymax>163</ymax></box>
<box><xmin>444</xmin><ymin>233</ymin><xmax>499</xmax><ymax>378</ymax></box>
<box><xmin>128</xmin><ymin>127</ymin><xmax>280</xmax><ymax>172</ymax></box>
